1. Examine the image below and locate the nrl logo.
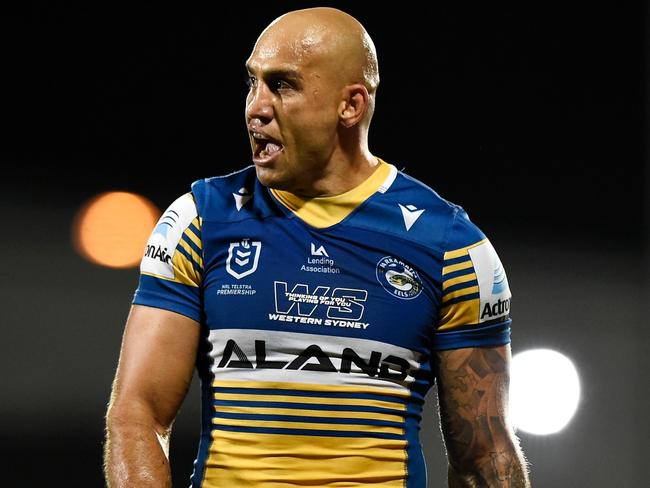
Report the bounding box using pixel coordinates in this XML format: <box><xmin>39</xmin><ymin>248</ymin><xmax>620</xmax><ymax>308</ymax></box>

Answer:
<box><xmin>226</xmin><ymin>239</ymin><xmax>262</xmax><ymax>279</ymax></box>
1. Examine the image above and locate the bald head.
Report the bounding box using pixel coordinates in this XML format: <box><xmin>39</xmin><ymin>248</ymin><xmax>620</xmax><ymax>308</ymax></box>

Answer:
<box><xmin>245</xmin><ymin>8</ymin><xmax>380</xmax><ymax>195</ymax></box>
<box><xmin>253</xmin><ymin>7</ymin><xmax>379</xmax><ymax>94</ymax></box>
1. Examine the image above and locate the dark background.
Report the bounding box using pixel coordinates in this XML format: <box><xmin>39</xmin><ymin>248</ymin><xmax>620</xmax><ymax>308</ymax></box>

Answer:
<box><xmin>1</xmin><ymin>2</ymin><xmax>646</xmax><ymax>486</ymax></box>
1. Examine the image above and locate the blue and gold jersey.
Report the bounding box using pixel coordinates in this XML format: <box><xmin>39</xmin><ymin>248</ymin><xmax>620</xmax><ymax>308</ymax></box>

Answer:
<box><xmin>134</xmin><ymin>159</ymin><xmax>512</xmax><ymax>487</ymax></box>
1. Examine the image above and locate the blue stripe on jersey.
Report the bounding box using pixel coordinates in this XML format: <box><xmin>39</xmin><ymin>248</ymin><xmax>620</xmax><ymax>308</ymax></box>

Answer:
<box><xmin>212</xmin><ymin>386</ymin><xmax>407</xmax><ymax>404</ymax></box>
<box><xmin>212</xmin><ymin>399</ymin><xmax>407</xmax><ymax>416</ymax></box>
<box><xmin>212</xmin><ymin>411</ymin><xmax>404</xmax><ymax>428</ymax></box>
<box><xmin>443</xmin><ymin>292</ymin><xmax>481</xmax><ymax>305</ymax></box>
<box><xmin>443</xmin><ymin>279</ymin><xmax>479</xmax><ymax>294</ymax></box>
<box><xmin>212</xmin><ymin>424</ymin><xmax>406</xmax><ymax>440</ymax></box>
<box><xmin>188</xmin><ymin>221</ymin><xmax>201</xmax><ymax>239</ymax></box>
<box><xmin>443</xmin><ymin>267</ymin><xmax>476</xmax><ymax>280</ymax></box>
<box><xmin>443</xmin><ymin>255</ymin><xmax>472</xmax><ymax>266</ymax></box>
<box><xmin>181</xmin><ymin>231</ymin><xmax>202</xmax><ymax>259</ymax></box>
<box><xmin>433</xmin><ymin>320</ymin><xmax>511</xmax><ymax>351</ymax></box>
<box><xmin>176</xmin><ymin>244</ymin><xmax>202</xmax><ymax>272</ymax></box>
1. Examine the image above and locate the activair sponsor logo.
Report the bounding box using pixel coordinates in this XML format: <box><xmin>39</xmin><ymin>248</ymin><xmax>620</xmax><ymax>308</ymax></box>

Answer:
<box><xmin>492</xmin><ymin>261</ymin><xmax>508</xmax><ymax>294</ymax></box>
<box><xmin>216</xmin><ymin>339</ymin><xmax>411</xmax><ymax>381</ymax></box>
<box><xmin>376</xmin><ymin>256</ymin><xmax>423</xmax><ymax>300</ymax></box>
<box><xmin>153</xmin><ymin>209</ymin><xmax>179</xmax><ymax>238</ymax></box>
<box><xmin>144</xmin><ymin>244</ymin><xmax>172</xmax><ymax>264</ymax></box>
<box><xmin>480</xmin><ymin>297</ymin><xmax>511</xmax><ymax>320</ymax></box>
<box><xmin>269</xmin><ymin>281</ymin><xmax>369</xmax><ymax>329</ymax></box>
<box><xmin>300</xmin><ymin>243</ymin><xmax>341</xmax><ymax>274</ymax></box>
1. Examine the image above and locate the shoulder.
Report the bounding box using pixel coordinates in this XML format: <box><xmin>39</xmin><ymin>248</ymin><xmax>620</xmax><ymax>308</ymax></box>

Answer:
<box><xmin>396</xmin><ymin>169</ymin><xmax>490</xmax><ymax>248</ymax></box>
<box><xmin>190</xmin><ymin>165</ymin><xmax>276</xmax><ymax>222</ymax></box>
<box><xmin>357</xmin><ymin>167</ymin><xmax>470</xmax><ymax>253</ymax></box>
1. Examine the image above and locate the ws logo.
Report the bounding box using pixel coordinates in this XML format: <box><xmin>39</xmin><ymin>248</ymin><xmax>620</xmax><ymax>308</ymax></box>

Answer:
<box><xmin>272</xmin><ymin>281</ymin><xmax>367</xmax><ymax>321</ymax></box>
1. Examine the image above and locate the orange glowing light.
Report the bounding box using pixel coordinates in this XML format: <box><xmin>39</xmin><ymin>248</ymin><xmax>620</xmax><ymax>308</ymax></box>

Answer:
<box><xmin>73</xmin><ymin>192</ymin><xmax>160</xmax><ymax>268</ymax></box>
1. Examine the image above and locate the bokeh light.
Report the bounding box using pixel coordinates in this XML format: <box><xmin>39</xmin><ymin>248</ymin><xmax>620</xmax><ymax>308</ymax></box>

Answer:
<box><xmin>510</xmin><ymin>348</ymin><xmax>581</xmax><ymax>435</ymax></box>
<box><xmin>73</xmin><ymin>192</ymin><xmax>159</xmax><ymax>268</ymax></box>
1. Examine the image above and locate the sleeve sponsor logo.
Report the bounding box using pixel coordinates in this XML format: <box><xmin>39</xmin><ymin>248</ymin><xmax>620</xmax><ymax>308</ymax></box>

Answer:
<box><xmin>467</xmin><ymin>241</ymin><xmax>512</xmax><ymax>322</ymax></box>
<box><xmin>144</xmin><ymin>244</ymin><xmax>172</xmax><ymax>264</ymax></box>
<box><xmin>141</xmin><ymin>193</ymin><xmax>197</xmax><ymax>278</ymax></box>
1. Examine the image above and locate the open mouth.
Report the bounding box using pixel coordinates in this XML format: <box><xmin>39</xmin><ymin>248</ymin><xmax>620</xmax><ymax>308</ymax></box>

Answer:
<box><xmin>251</xmin><ymin>131</ymin><xmax>284</xmax><ymax>163</ymax></box>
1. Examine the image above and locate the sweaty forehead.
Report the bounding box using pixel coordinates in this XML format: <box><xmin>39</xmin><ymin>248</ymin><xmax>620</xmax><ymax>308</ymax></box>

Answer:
<box><xmin>246</xmin><ymin>21</ymin><xmax>335</xmax><ymax>73</ymax></box>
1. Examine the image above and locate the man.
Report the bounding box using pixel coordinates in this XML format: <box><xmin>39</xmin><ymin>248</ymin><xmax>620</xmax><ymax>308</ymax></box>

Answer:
<box><xmin>104</xmin><ymin>7</ymin><xmax>530</xmax><ymax>487</ymax></box>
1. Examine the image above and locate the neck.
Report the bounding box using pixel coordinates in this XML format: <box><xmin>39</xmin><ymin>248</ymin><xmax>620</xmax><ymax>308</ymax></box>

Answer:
<box><xmin>291</xmin><ymin>135</ymin><xmax>377</xmax><ymax>198</ymax></box>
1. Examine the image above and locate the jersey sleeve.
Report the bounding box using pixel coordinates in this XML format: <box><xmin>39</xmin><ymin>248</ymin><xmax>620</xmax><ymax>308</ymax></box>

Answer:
<box><xmin>132</xmin><ymin>192</ymin><xmax>203</xmax><ymax>322</ymax></box>
<box><xmin>433</xmin><ymin>208</ymin><xmax>511</xmax><ymax>350</ymax></box>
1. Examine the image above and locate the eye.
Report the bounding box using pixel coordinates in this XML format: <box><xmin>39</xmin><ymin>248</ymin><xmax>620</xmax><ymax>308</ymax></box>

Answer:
<box><xmin>245</xmin><ymin>76</ymin><xmax>257</xmax><ymax>89</ymax></box>
<box><xmin>270</xmin><ymin>79</ymin><xmax>292</xmax><ymax>92</ymax></box>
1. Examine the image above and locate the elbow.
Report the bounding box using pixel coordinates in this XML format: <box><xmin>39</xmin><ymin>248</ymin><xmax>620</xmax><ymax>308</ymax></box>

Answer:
<box><xmin>105</xmin><ymin>397</ymin><xmax>171</xmax><ymax>437</ymax></box>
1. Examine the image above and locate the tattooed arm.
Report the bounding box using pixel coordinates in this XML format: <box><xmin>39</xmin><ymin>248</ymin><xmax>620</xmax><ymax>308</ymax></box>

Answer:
<box><xmin>435</xmin><ymin>344</ymin><xmax>530</xmax><ymax>487</ymax></box>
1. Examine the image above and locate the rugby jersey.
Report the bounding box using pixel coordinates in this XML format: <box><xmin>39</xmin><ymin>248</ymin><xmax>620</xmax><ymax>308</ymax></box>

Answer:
<box><xmin>134</xmin><ymin>159</ymin><xmax>512</xmax><ymax>487</ymax></box>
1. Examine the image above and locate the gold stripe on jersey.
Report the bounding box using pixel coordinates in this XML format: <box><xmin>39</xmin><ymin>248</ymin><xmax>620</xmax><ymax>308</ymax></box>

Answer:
<box><xmin>212</xmin><ymin>417</ymin><xmax>403</xmax><ymax>436</ymax></box>
<box><xmin>438</xmin><ymin>297</ymin><xmax>480</xmax><ymax>330</ymax></box>
<box><xmin>178</xmin><ymin>232</ymin><xmax>203</xmax><ymax>269</ymax></box>
<box><xmin>270</xmin><ymin>159</ymin><xmax>391</xmax><ymax>228</ymax></box>
<box><xmin>203</xmin><ymin>380</ymin><xmax>409</xmax><ymax>486</ymax></box>
<box><xmin>201</xmin><ymin>430</ymin><xmax>408</xmax><ymax>488</ymax></box>
<box><xmin>437</xmin><ymin>239</ymin><xmax>486</xmax><ymax>329</ymax></box>
<box><xmin>442</xmin><ymin>285</ymin><xmax>479</xmax><ymax>303</ymax></box>
<box><xmin>442</xmin><ymin>272</ymin><xmax>477</xmax><ymax>290</ymax></box>
<box><xmin>169</xmin><ymin>250</ymin><xmax>201</xmax><ymax>287</ymax></box>
<box><xmin>441</xmin><ymin>259</ymin><xmax>473</xmax><ymax>275</ymax></box>
<box><xmin>443</xmin><ymin>238</ymin><xmax>487</xmax><ymax>260</ymax></box>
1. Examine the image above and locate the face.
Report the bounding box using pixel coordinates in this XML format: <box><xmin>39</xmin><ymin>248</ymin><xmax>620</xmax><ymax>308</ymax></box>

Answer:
<box><xmin>245</xmin><ymin>27</ymin><xmax>343</xmax><ymax>193</ymax></box>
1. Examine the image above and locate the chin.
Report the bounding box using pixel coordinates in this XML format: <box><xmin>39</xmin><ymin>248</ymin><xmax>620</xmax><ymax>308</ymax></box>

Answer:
<box><xmin>254</xmin><ymin>165</ymin><xmax>289</xmax><ymax>190</ymax></box>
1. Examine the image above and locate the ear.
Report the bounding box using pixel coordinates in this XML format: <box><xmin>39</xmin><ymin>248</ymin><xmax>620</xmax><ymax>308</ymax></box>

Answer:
<box><xmin>338</xmin><ymin>84</ymin><xmax>369</xmax><ymax>128</ymax></box>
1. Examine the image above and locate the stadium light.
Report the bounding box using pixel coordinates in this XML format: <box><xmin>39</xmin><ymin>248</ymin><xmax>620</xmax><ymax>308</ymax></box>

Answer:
<box><xmin>510</xmin><ymin>348</ymin><xmax>580</xmax><ymax>435</ymax></box>
<box><xmin>73</xmin><ymin>191</ymin><xmax>159</xmax><ymax>268</ymax></box>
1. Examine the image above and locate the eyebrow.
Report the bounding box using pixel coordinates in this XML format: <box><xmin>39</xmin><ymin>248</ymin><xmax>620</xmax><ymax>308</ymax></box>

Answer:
<box><xmin>245</xmin><ymin>64</ymin><xmax>303</xmax><ymax>81</ymax></box>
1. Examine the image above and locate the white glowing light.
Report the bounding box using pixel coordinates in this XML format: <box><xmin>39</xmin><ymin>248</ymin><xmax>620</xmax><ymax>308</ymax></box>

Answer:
<box><xmin>510</xmin><ymin>348</ymin><xmax>580</xmax><ymax>435</ymax></box>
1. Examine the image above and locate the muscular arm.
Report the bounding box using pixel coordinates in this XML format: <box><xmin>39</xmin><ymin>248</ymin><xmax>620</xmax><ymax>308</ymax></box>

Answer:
<box><xmin>104</xmin><ymin>304</ymin><xmax>200</xmax><ymax>487</ymax></box>
<box><xmin>435</xmin><ymin>344</ymin><xmax>530</xmax><ymax>487</ymax></box>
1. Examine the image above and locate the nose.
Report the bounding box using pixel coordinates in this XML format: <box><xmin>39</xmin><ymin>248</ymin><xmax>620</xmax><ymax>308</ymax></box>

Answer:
<box><xmin>246</xmin><ymin>81</ymin><xmax>274</xmax><ymax>124</ymax></box>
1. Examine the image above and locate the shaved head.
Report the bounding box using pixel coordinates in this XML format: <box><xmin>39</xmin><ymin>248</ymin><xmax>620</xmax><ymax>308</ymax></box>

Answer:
<box><xmin>245</xmin><ymin>8</ymin><xmax>381</xmax><ymax>195</ymax></box>
<box><xmin>254</xmin><ymin>7</ymin><xmax>379</xmax><ymax>94</ymax></box>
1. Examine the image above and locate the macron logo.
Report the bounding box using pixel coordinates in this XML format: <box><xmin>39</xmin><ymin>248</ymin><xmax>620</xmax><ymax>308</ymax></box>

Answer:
<box><xmin>310</xmin><ymin>243</ymin><xmax>329</xmax><ymax>257</ymax></box>
<box><xmin>398</xmin><ymin>204</ymin><xmax>425</xmax><ymax>231</ymax></box>
<box><xmin>233</xmin><ymin>187</ymin><xmax>251</xmax><ymax>211</ymax></box>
